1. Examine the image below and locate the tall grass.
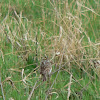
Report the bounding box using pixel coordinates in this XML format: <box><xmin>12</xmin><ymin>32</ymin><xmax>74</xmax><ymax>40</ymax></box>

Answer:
<box><xmin>0</xmin><ymin>0</ymin><xmax>100</xmax><ymax>100</ymax></box>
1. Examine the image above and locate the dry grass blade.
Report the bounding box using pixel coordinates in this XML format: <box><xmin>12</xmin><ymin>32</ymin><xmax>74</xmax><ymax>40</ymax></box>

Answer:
<box><xmin>0</xmin><ymin>49</ymin><xmax>4</xmax><ymax>62</ymax></box>
<box><xmin>49</xmin><ymin>92</ymin><xmax>59</xmax><ymax>99</ymax></box>
<box><xmin>67</xmin><ymin>74</ymin><xmax>72</xmax><ymax>100</ymax></box>
<box><xmin>22</xmin><ymin>69</ymin><xmax>27</xmax><ymax>85</ymax></box>
<box><xmin>3</xmin><ymin>77</ymin><xmax>20</xmax><ymax>93</ymax></box>
<box><xmin>0</xmin><ymin>74</ymin><xmax>5</xmax><ymax>100</ymax></box>
<box><xmin>27</xmin><ymin>81</ymin><xmax>38</xmax><ymax>100</ymax></box>
<box><xmin>77</xmin><ymin>1</ymin><xmax>100</xmax><ymax>16</ymax></box>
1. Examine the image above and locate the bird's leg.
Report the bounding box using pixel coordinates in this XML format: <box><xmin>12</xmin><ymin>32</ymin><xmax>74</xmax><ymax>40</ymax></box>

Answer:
<box><xmin>47</xmin><ymin>75</ymin><xmax>51</xmax><ymax>86</ymax></box>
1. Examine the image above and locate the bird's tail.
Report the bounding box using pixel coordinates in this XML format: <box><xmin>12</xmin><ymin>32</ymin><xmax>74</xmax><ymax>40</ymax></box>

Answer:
<box><xmin>43</xmin><ymin>75</ymin><xmax>46</xmax><ymax>81</ymax></box>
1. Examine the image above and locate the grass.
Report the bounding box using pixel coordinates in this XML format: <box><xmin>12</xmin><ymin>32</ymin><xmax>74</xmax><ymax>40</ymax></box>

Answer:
<box><xmin>0</xmin><ymin>0</ymin><xmax>100</xmax><ymax>100</ymax></box>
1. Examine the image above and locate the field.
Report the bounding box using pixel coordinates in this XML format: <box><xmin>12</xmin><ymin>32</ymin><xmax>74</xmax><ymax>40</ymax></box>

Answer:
<box><xmin>0</xmin><ymin>0</ymin><xmax>100</xmax><ymax>100</ymax></box>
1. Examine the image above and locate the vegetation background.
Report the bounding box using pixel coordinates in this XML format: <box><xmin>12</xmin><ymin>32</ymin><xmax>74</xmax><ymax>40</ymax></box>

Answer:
<box><xmin>0</xmin><ymin>0</ymin><xmax>100</xmax><ymax>100</ymax></box>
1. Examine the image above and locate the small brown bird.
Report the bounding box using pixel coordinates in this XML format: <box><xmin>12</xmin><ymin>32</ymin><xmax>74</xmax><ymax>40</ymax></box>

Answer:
<box><xmin>40</xmin><ymin>56</ymin><xmax>52</xmax><ymax>81</ymax></box>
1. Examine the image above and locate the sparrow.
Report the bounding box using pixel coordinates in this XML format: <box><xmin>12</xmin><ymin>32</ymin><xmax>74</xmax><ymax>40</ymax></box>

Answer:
<box><xmin>40</xmin><ymin>56</ymin><xmax>52</xmax><ymax>81</ymax></box>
